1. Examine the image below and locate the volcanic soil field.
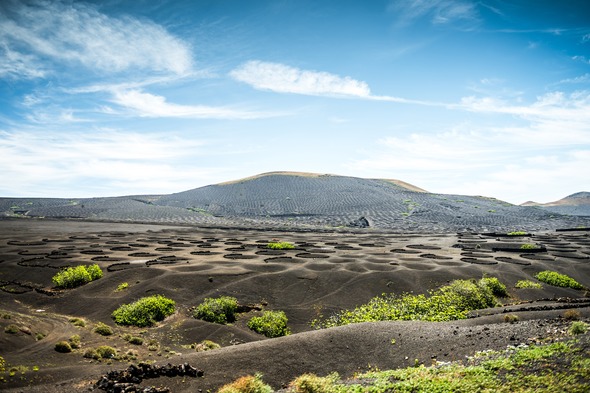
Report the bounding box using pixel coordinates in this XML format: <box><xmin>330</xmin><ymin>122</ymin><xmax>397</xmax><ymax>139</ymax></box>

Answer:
<box><xmin>1</xmin><ymin>173</ymin><xmax>590</xmax><ymax>392</ymax></box>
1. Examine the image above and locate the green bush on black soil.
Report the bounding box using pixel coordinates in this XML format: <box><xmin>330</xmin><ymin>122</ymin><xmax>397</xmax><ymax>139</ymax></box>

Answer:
<box><xmin>193</xmin><ymin>296</ymin><xmax>239</xmax><ymax>324</ymax></box>
<box><xmin>535</xmin><ymin>271</ymin><xmax>583</xmax><ymax>290</ymax></box>
<box><xmin>112</xmin><ymin>295</ymin><xmax>176</xmax><ymax>327</ymax></box>
<box><xmin>52</xmin><ymin>264</ymin><xmax>103</xmax><ymax>289</ymax></box>
<box><xmin>248</xmin><ymin>310</ymin><xmax>290</xmax><ymax>338</ymax></box>
<box><xmin>312</xmin><ymin>277</ymin><xmax>505</xmax><ymax>328</ymax></box>
<box><xmin>54</xmin><ymin>341</ymin><xmax>72</xmax><ymax>353</ymax></box>
<box><xmin>94</xmin><ymin>322</ymin><xmax>113</xmax><ymax>336</ymax></box>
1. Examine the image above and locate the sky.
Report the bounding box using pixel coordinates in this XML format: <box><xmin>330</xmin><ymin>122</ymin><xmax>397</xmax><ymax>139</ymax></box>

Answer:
<box><xmin>1</xmin><ymin>0</ymin><xmax>589</xmax><ymax>204</ymax></box>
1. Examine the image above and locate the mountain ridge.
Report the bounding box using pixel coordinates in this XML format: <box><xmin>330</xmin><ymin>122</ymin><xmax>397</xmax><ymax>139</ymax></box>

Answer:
<box><xmin>520</xmin><ymin>191</ymin><xmax>590</xmax><ymax>216</ymax></box>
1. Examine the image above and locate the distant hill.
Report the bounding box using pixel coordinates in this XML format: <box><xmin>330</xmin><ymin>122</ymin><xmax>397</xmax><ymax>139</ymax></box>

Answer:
<box><xmin>521</xmin><ymin>192</ymin><xmax>590</xmax><ymax>217</ymax></box>
<box><xmin>1</xmin><ymin>172</ymin><xmax>589</xmax><ymax>231</ymax></box>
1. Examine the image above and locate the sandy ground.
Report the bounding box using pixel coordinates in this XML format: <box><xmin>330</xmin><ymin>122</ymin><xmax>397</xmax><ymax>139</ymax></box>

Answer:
<box><xmin>0</xmin><ymin>219</ymin><xmax>589</xmax><ymax>392</ymax></box>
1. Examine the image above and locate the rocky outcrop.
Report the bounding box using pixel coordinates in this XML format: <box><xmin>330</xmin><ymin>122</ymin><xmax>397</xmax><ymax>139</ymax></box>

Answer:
<box><xmin>95</xmin><ymin>362</ymin><xmax>203</xmax><ymax>393</ymax></box>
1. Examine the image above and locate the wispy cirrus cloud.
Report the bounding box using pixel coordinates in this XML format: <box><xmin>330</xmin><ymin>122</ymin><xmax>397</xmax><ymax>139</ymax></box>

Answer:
<box><xmin>0</xmin><ymin>0</ymin><xmax>193</xmax><ymax>79</ymax></box>
<box><xmin>230</xmin><ymin>60</ymin><xmax>371</xmax><ymax>98</ymax></box>
<box><xmin>111</xmin><ymin>89</ymin><xmax>275</xmax><ymax>119</ymax></box>
<box><xmin>0</xmin><ymin>42</ymin><xmax>46</xmax><ymax>79</ymax></box>
<box><xmin>556</xmin><ymin>73</ymin><xmax>590</xmax><ymax>85</ymax></box>
<box><xmin>388</xmin><ymin>0</ymin><xmax>479</xmax><ymax>28</ymax></box>
<box><xmin>229</xmin><ymin>60</ymin><xmax>436</xmax><ymax>105</ymax></box>
<box><xmin>458</xmin><ymin>91</ymin><xmax>590</xmax><ymax>122</ymax></box>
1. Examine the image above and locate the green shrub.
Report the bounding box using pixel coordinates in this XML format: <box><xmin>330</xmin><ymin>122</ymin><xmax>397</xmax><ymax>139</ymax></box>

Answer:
<box><xmin>4</xmin><ymin>324</ymin><xmax>19</xmax><ymax>334</ymax></box>
<box><xmin>569</xmin><ymin>321</ymin><xmax>588</xmax><ymax>335</ymax></box>
<box><xmin>52</xmin><ymin>264</ymin><xmax>103</xmax><ymax>289</ymax></box>
<box><xmin>313</xmin><ymin>278</ymin><xmax>504</xmax><ymax>328</ymax></box>
<box><xmin>563</xmin><ymin>310</ymin><xmax>581</xmax><ymax>321</ymax></box>
<box><xmin>69</xmin><ymin>317</ymin><xmax>86</xmax><ymax>327</ymax></box>
<box><xmin>217</xmin><ymin>373</ymin><xmax>272</xmax><ymax>393</ymax></box>
<box><xmin>122</xmin><ymin>333</ymin><xmax>143</xmax><ymax>344</ymax></box>
<box><xmin>115</xmin><ymin>282</ymin><xmax>129</xmax><ymax>292</ymax></box>
<box><xmin>193</xmin><ymin>339</ymin><xmax>221</xmax><ymax>352</ymax></box>
<box><xmin>86</xmin><ymin>264</ymin><xmax>103</xmax><ymax>280</ymax></box>
<box><xmin>247</xmin><ymin>310</ymin><xmax>290</xmax><ymax>338</ymax></box>
<box><xmin>95</xmin><ymin>345</ymin><xmax>117</xmax><ymax>359</ymax></box>
<box><xmin>289</xmin><ymin>373</ymin><xmax>339</xmax><ymax>393</ymax></box>
<box><xmin>480</xmin><ymin>277</ymin><xmax>508</xmax><ymax>297</ymax></box>
<box><xmin>0</xmin><ymin>355</ymin><xmax>5</xmax><ymax>373</ymax></box>
<box><xmin>128</xmin><ymin>336</ymin><xmax>143</xmax><ymax>345</ymax></box>
<box><xmin>267</xmin><ymin>242</ymin><xmax>295</xmax><ymax>250</ymax></box>
<box><xmin>535</xmin><ymin>271</ymin><xmax>583</xmax><ymax>290</ymax></box>
<box><xmin>83</xmin><ymin>349</ymin><xmax>99</xmax><ymax>360</ymax></box>
<box><xmin>520</xmin><ymin>243</ymin><xmax>539</xmax><ymax>250</ymax></box>
<box><xmin>194</xmin><ymin>296</ymin><xmax>238</xmax><ymax>324</ymax></box>
<box><xmin>507</xmin><ymin>231</ymin><xmax>527</xmax><ymax>236</ymax></box>
<box><xmin>54</xmin><ymin>341</ymin><xmax>72</xmax><ymax>353</ymax></box>
<box><xmin>94</xmin><ymin>322</ymin><xmax>113</xmax><ymax>336</ymax></box>
<box><xmin>504</xmin><ymin>314</ymin><xmax>520</xmax><ymax>323</ymax></box>
<box><xmin>69</xmin><ymin>334</ymin><xmax>81</xmax><ymax>349</ymax></box>
<box><xmin>515</xmin><ymin>280</ymin><xmax>542</xmax><ymax>289</ymax></box>
<box><xmin>112</xmin><ymin>295</ymin><xmax>175</xmax><ymax>327</ymax></box>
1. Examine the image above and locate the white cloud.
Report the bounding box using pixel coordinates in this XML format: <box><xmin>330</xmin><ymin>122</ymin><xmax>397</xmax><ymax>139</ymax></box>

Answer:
<box><xmin>464</xmin><ymin>150</ymin><xmax>590</xmax><ymax>204</ymax></box>
<box><xmin>25</xmin><ymin>108</ymin><xmax>85</xmax><ymax>125</ymax></box>
<box><xmin>0</xmin><ymin>0</ymin><xmax>193</xmax><ymax>78</ymax></box>
<box><xmin>556</xmin><ymin>73</ymin><xmax>590</xmax><ymax>85</ymax></box>
<box><xmin>0</xmin><ymin>43</ymin><xmax>46</xmax><ymax>79</ymax></box>
<box><xmin>0</xmin><ymin>130</ymin><xmax>222</xmax><ymax>197</ymax></box>
<box><xmin>458</xmin><ymin>91</ymin><xmax>590</xmax><ymax>123</ymax></box>
<box><xmin>229</xmin><ymin>60</ymin><xmax>436</xmax><ymax>105</ymax></box>
<box><xmin>230</xmin><ymin>61</ymin><xmax>371</xmax><ymax>98</ymax></box>
<box><xmin>572</xmin><ymin>55</ymin><xmax>590</xmax><ymax>65</ymax></box>
<box><xmin>111</xmin><ymin>89</ymin><xmax>273</xmax><ymax>119</ymax></box>
<box><xmin>350</xmin><ymin>91</ymin><xmax>590</xmax><ymax>203</ymax></box>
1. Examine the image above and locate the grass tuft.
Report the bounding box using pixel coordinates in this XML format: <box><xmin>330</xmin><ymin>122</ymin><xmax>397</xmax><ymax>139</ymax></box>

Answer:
<box><xmin>569</xmin><ymin>321</ymin><xmax>588</xmax><ymax>335</ymax></box>
<box><xmin>563</xmin><ymin>310</ymin><xmax>581</xmax><ymax>321</ymax></box>
<box><xmin>94</xmin><ymin>322</ymin><xmax>113</xmax><ymax>336</ymax></box>
<box><xmin>504</xmin><ymin>314</ymin><xmax>520</xmax><ymax>323</ymax></box>
<box><xmin>193</xmin><ymin>339</ymin><xmax>221</xmax><ymax>352</ymax></box>
<box><xmin>217</xmin><ymin>373</ymin><xmax>272</xmax><ymax>393</ymax></box>
<box><xmin>4</xmin><ymin>324</ymin><xmax>19</xmax><ymax>334</ymax></box>
<box><xmin>54</xmin><ymin>341</ymin><xmax>72</xmax><ymax>353</ymax></box>
<box><xmin>289</xmin><ymin>373</ymin><xmax>339</xmax><ymax>393</ymax></box>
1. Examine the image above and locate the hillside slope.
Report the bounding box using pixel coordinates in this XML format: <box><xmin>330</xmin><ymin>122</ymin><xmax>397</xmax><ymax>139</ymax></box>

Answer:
<box><xmin>521</xmin><ymin>192</ymin><xmax>590</xmax><ymax>216</ymax></box>
<box><xmin>1</xmin><ymin>173</ymin><xmax>589</xmax><ymax>231</ymax></box>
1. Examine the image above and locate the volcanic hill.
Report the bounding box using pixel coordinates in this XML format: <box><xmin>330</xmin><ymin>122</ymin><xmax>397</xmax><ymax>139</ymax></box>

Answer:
<box><xmin>1</xmin><ymin>172</ymin><xmax>589</xmax><ymax>231</ymax></box>
<box><xmin>521</xmin><ymin>191</ymin><xmax>590</xmax><ymax>217</ymax></box>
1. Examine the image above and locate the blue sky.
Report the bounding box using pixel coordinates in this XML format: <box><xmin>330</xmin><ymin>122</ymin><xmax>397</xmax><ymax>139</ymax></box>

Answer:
<box><xmin>1</xmin><ymin>0</ymin><xmax>589</xmax><ymax>204</ymax></box>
